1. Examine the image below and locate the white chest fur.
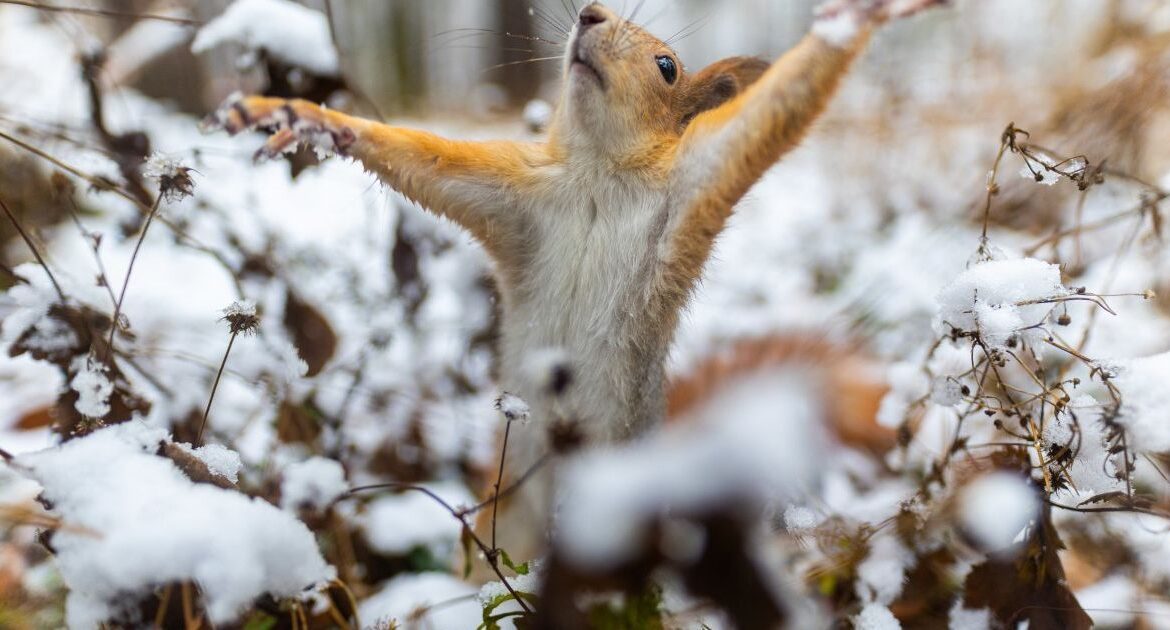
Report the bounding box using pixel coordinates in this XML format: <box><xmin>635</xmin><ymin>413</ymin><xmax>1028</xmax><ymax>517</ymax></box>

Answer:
<box><xmin>496</xmin><ymin>170</ymin><xmax>672</xmax><ymax>440</ymax></box>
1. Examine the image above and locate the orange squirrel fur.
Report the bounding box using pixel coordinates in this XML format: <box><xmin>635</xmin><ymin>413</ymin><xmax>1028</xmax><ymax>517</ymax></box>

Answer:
<box><xmin>207</xmin><ymin>0</ymin><xmax>941</xmax><ymax>558</ymax></box>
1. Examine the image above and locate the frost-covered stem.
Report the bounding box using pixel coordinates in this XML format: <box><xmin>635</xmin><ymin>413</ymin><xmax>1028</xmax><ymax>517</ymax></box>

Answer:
<box><xmin>198</xmin><ymin>330</ymin><xmax>238</xmax><ymax>446</ymax></box>
<box><xmin>0</xmin><ymin>194</ymin><xmax>66</xmax><ymax>302</ymax></box>
<box><xmin>0</xmin><ymin>0</ymin><xmax>202</xmax><ymax>24</ymax></box>
<box><xmin>105</xmin><ymin>193</ymin><xmax>163</xmax><ymax>362</ymax></box>
<box><xmin>490</xmin><ymin>418</ymin><xmax>515</xmax><ymax>552</ymax></box>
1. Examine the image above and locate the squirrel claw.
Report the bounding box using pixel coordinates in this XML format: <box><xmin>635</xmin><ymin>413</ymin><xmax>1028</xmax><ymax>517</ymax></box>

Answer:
<box><xmin>204</xmin><ymin>94</ymin><xmax>357</xmax><ymax>160</ymax></box>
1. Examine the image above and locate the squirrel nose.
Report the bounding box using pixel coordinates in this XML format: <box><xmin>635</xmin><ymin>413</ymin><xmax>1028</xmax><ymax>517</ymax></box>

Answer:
<box><xmin>578</xmin><ymin>3</ymin><xmax>607</xmax><ymax>30</ymax></box>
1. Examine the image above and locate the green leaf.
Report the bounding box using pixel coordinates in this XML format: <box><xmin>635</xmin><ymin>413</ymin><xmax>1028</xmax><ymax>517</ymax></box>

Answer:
<box><xmin>499</xmin><ymin>549</ymin><xmax>530</xmax><ymax>576</ymax></box>
<box><xmin>242</xmin><ymin>612</ymin><xmax>278</xmax><ymax>630</ymax></box>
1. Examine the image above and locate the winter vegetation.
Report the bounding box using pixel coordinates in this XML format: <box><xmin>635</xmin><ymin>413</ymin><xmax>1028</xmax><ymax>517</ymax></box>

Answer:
<box><xmin>0</xmin><ymin>0</ymin><xmax>1169</xmax><ymax>629</ymax></box>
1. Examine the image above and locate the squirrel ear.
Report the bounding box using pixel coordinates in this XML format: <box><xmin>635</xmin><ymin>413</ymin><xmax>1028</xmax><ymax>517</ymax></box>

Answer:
<box><xmin>677</xmin><ymin>56</ymin><xmax>770</xmax><ymax>130</ymax></box>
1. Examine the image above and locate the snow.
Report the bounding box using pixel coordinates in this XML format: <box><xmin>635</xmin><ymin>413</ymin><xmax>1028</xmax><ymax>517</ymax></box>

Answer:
<box><xmin>2</xmin><ymin>0</ymin><xmax>1170</xmax><ymax>625</ymax></box>
<box><xmin>958</xmin><ymin>472</ymin><xmax>1039</xmax><ymax>553</ymax></box>
<box><xmin>935</xmin><ymin>258</ymin><xmax>1068</xmax><ymax>349</ymax></box>
<box><xmin>69</xmin><ymin>356</ymin><xmax>112</xmax><ymax>420</ymax></box>
<box><xmin>495</xmin><ymin>392</ymin><xmax>530</xmax><ymax>423</ymax></box>
<box><xmin>948</xmin><ymin>603</ymin><xmax>992</xmax><ymax>630</ymax></box>
<box><xmin>360</xmin><ymin>483</ymin><xmax>475</xmax><ymax>557</ymax></box>
<box><xmin>523</xmin><ymin>99</ymin><xmax>553</xmax><ymax>133</ymax></box>
<box><xmin>1110</xmin><ymin>351</ymin><xmax>1170</xmax><ymax>453</ymax></box>
<box><xmin>783</xmin><ymin>505</ymin><xmax>821</xmax><ymax>532</ymax></box>
<box><xmin>813</xmin><ymin>4</ymin><xmax>865</xmax><ymax>48</ymax></box>
<box><xmin>191</xmin><ymin>0</ymin><xmax>340</xmax><ymax>77</ymax></box>
<box><xmin>359</xmin><ymin>572</ymin><xmax>479</xmax><ymax>629</ymax></box>
<box><xmin>1076</xmin><ymin>574</ymin><xmax>1137</xmax><ymax>628</ymax></box>
<box><xmin>280</xmin><ymin>456</ymin><xmax>347</xmax><ymax>511</ymax></box>
<box><xmin>142</xmin><ymin>152</ymin><xmax>189</xmax><ymax>181</ymax></box>
<box><xmin>12</xmin><ymin>423</ymin><xmax>334</xmax><ymax>627</ymax></box>
<box><xmin>854</xmin><ymin>603</ymin><xmax>903</xmax><ymax>630</ymax></box>
<box><xmin>555</xmin><ymin>374</ymin><xmax>824</xmax><ymax>570</ymax></box>
<box><xmin>174</xmin><ymin>442</ymin><xmax>243</xmax><ymax>484</ymax></box>
<box><xmin>855</xmin><ymin>531</ymin><xmax>914</xmax><ymax>605</ymax></box>
<box><xmin>1</xmin><ymin>272</ymin><xmax>77</xmax><ymax>356</ymax></box>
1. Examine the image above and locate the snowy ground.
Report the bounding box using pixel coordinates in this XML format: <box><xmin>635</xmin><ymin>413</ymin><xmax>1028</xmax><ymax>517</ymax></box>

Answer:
<box><xmin>2</xmin><ymin>0</ymin><xmax>1170</xmax><ymax>628</ymax></box>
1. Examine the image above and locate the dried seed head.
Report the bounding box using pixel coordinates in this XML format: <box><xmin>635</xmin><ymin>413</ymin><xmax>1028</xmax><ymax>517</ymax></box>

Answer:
<box><xmin>221</xmin><ymin>300</ymin><xmax>260</xmax><ymax>335</ymax></box>
<box><xmin>143</xmin><ymin>152</ymin><xmax>196</xmax><ymax>202</ymax></box>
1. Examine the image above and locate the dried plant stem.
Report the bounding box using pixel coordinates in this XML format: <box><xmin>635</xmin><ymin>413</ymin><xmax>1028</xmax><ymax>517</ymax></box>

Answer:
<box><xmin>197</xmin><ymin>330</ymin><xmax>239</xmax><ymax>446</ymax></box>
<box><xmin>342</xmin><ymin>480</ymin><xmax>536</xmax><ymax>615</ymax></box>
<box><xmin>105</xmin><ymin>194</ymin><xmax>163</xmax><ymax>362</ymax></box>
<box><xmin>491</xmin><ymin>418</ymin><xmax>515</xmax><ymax>552</ymax></box>
<box><xmin>0</xmin><ymin>194</ymin><xmax>66</xmax><ymax>301</ymax></box>
<box><xmin>65</xmin><ymin>198</ymin><xmax>118</xmax><ymax>307</ymax></box>
<box><xmin>0</xmin><ymin>0</ymin><xmax>201</xmax><ymax>24</ymax></box>
<box><xmin>154</xmin><ymin>584</ymin><xmax>173</xmax><ymax>628</ymax></box>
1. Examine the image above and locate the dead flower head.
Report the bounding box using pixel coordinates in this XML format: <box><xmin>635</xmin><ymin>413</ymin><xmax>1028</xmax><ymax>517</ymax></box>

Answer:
<box><xmin>143</xmin><ymin>152</ymin><xmax>196</xmax><ymax>202</ymax></box>
<box><xmin>221</xmin><ymin>300</ymin><xmax>260</xmax><ymax>336</ymax></box>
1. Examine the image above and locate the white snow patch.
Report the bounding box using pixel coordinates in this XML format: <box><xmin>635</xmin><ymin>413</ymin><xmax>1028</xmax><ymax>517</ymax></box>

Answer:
<box><xmin>14</xmin><ymin>423</ymin><xmax>334</xmax><ymax>627</ymax></box>
<box><xmin>854</xmin><ymin>603</ymin><xmax>903</xmax><ymax>630</ymax></box>
<box><xmin>175</xmin><ymin>442</ymin><xmax>243</xmax><ymax>484</ymax></box>
<box><xmin>280</xmin><ymin>456</ymin><xmax>347</xmax><ymax>511</ymax></box>
<box><xmin>70</xmin><ymin>356</ymin><xmax>113</xmax><ymax>420</ymax></box>
<box><xmin>360</xmin><ymin>483</ymin><xmax>475</xmax><ymax>556</ymax></box>
<box><xmin>359</xmin><ymin>572</ymin><xmax>479</xmax><ymax>629</ymax></box>
<box><xmin>192</xmin><ymin>0</ymin><xmax>340</xmax><ymax>76</ymax></box>
<box><xmin>813</xmin><ymin>4</ymin><xmax>864</xmax><ymax>48</ymax></box>
<box><xmin>783</xmin><ymin>505</ymin><xmax>821</xmax><ymax>532</ymax></box>
<box><xmin>958</xmin><ymin>472</ymin><xmax>1039</xmax><ymax>553</ymax></box>
<box><xmin>935</xmin><ymin>258</ymin><xmax>1068</xmax><ymax>349</ymax></box>
<box><xmin>523</xmin><ymin>99</ymin><xmax>553</xmax><ymax>132</ymax></box>
<box><xmin>555</xmin><ymin>373</ymin><xmax>823</xmax><ymax>570</ymax></box>
<box><xmin>948</xmin><ymin>602</ymin><xmax>992</xmax><ymax>630</ymax></box>
<box><xmin>1111</xmin><ymin>352</ymin><xmax>1170</xmax><ymax>453</ymax></box>
<box><xmin>1076</xmin><ymin>574</ymin><xmax>1137</xmax><ymax>628</ymax></box>
<box><xmin>495</xmin><ymin>392</ymin><xmax>530</xmax><ymax>422</ymax></box>
<box><xmin>855</xmin><ymin>531</ymin><xmax>914</xmax><ymax>605</ymax></box>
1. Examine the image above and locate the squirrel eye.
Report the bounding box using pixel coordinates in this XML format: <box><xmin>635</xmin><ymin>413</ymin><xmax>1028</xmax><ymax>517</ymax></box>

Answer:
<box><xmin>656</xmin><ymin>55</ymin><xmax>678</xmax><ymax>85</ymax></box>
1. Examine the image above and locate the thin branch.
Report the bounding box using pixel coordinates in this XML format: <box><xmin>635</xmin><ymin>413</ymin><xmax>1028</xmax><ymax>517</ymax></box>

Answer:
<box><xmin>198</xmin><ymin>331</ymin><xmax>239</xmax><ymax>446</ymax></box>
<box><xmin>0</xmin><ymin>193</ymin><xmax>66</xmax><ymax>302</ymax></box>
<box><xmin>105</xmin><ymin>193</ymin><xmax>163</xmax><ymax>362</ymax></box>
<box><xmin>0</xmin><ymin>0</ymin><xmax>201</xmax><ymax>25</ymax></box>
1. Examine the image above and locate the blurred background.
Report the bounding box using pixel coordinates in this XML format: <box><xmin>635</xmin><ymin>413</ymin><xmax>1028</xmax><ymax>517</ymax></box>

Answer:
<box><xmin>2</xmin><ymin>0</ymin><xmax>1170</xmax><ymax>628</ymax></box>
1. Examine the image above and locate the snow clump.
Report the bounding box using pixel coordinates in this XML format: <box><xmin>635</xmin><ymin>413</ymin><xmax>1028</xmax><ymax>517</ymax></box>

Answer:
<box><xmin>935</xmin><ymin>258</ymin><xmax>1068</xmax><ymax>349</ymax></box>
<box><xmin>192</xmin><ymin>0</ymin><xmax>340</xmax><ymax>76</ymax></box>
<box><xmin>280</xmin><ymin>456</ymin><xmax>347</xmax><ymax>511</ymax></box>
<box><xmin>958</xmin><ymin>472</ymin><xmax>1039</xmax><ymax>553</ymax></box>
<box><xmin>14</xmin><ymin>423</ymin><xmax>334</xmax><ymax>627</ymax></box>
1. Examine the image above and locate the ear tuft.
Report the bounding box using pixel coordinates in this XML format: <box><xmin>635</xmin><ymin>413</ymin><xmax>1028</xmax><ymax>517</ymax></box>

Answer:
<box><xmin>676</xmin><ymin>56</ymin><xmax>770</xmax><ymax>130</ymax></box>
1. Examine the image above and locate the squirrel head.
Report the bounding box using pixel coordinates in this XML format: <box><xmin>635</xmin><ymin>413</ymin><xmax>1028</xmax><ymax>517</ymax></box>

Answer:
<box><xmin>551</xmin><ymin>2</ymin><xmax>769</xmax><ymax>163</ymax></box>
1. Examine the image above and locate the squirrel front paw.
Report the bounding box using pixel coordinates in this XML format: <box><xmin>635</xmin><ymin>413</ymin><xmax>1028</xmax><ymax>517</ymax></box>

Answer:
<box><xmin>201</xmin><ymin>93</ymin><xmax>357</xmax><ymax>161</ymax></box>
<box><xmin>813</xmin><ymin>0</ymin><xmax>945</xmax><ymax>47</ymax></box>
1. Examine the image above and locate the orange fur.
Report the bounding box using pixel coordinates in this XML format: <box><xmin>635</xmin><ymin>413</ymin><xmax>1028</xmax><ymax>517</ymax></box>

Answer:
<box><xmin>208</xmin><ymin>0</ymin><xmax>940</xmax><ymax>563</ymax></box>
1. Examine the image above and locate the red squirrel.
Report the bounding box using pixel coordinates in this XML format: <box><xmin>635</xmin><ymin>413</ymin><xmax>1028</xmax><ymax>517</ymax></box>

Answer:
<box><xmin>205</xmin><ymin>0</ymin><xmax>941</xmax><ymax>555</ymax></box>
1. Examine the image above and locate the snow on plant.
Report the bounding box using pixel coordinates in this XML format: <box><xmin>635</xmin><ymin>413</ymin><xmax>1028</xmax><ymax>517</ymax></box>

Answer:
<box><xmin>191</xmin><ymin>0</ymin><xmax>340</xmax><ymax>77</ymax></box>
<box><xmin>10</xmin><ymin>423</ymin><xmax>334</xmax><ymax>627</ymax></box>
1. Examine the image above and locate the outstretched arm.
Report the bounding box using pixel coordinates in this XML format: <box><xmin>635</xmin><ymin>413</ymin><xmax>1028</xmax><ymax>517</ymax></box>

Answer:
<box><xmin>204</xmin><ymin>96</ymin><xmax>544</xmax><ymax>259</ymax></box>
<box><xmin>659</xmin><ymin>0</ymin><xmax>943</xmax><ymax>288</ymax></box>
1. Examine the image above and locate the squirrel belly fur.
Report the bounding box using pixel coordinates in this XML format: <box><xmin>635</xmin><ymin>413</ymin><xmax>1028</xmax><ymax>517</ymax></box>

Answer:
<box><xmin>207</xmin><ymin>0</ymin><xmax>943</xmax><ymax>555</ymax></box>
